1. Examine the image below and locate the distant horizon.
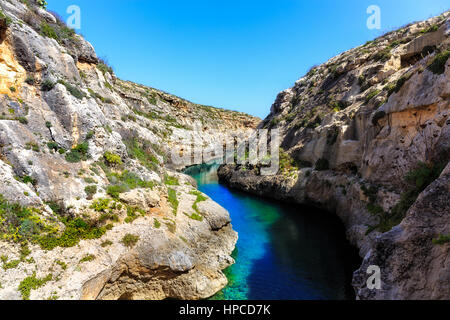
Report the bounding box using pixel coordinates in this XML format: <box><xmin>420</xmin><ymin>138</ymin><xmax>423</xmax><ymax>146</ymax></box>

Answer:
<box><xmin>47</xmin><ymin>1</ymin><xmax>449</xmax><ymax>118</ymax></box>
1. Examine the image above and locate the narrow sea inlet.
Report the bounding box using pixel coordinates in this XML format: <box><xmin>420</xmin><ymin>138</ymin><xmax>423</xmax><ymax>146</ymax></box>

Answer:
<box><xmin>185</xmin><ymin>163</ymin><xmax>361</xmax><ymax>300</ymax></box>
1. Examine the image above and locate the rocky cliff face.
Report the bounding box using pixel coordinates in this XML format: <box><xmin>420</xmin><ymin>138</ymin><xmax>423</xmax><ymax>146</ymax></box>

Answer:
<box><xmin>0</xmin><ymin>0</ymin><xmax>259</xmax><ymax>300</ymax></box>
<box><xmin>218</xmin><ymin>12</ymin><xmax>450</xmax><ymax>299</ymax></box>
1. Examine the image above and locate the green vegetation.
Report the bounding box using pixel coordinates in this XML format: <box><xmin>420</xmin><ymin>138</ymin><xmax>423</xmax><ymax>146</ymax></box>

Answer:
<box><xmin>101</xmin><ymin>168</ymin><xmax>155</xmax><ymax>199</ymax></box>
<box><xmin>278</xmin><ymin>148</ymin><xmax>310</xmax><ymax>175</ymax></box>
<box><xmin>0</xmin><ymin>195</ymin><xmax>50</xmax><ymax>243</ymax></box>
<box><xmin>0</xmin><ymin>9</ymin><xmax>13</xmax><ymax>26</ymax></box>
<box><xmin>103</xmin><ymin>151</ymin><xmax>122</xmax><ymax>166</ymax></box>
<box><xmin>37</xmin><ymin>216</ymin><xmax>106</xmax><ymax>250</ymax></box>
<box><xmin>41</xmin><ymin>79</ymin><xmax>55</xmax><ymax>92</ymax></box>
<box><xmin>90</xmin><ymin>198</ymin><xmax>112</xmax><ymax>212</ymax></box>
<box><xmin>164</xmin><ymin>174</ymin><xmax>179</xmax><ymax>186</ymax></box>
<box><xmin>84</xmin><ymin>185</ymin><xmax>97</xmax><ymax>198</ymax></box>
<box><xmin>55</xmin><ymin>260</ymin><xmax>67</xmax><ymax>270</ymax></box>
<box><xmin>385</xmin><ymin>74</ymin><xmax>412</xmax><ymax>97</ymax></box>
<box><xmin>97</xmin><ymin>59</ymin><xmax>113</xmax><ymax>75</ymax></box>
<box><xmin>154</xmin><ymin>218</ymin><xmax>161</xmax><ymax>229</ymax></box>
<box><xmin>40</xmin><ymin>22</ymin><xmax>58</xmax><ymax>40</ymax></box>
<box><xmin>365</xmin><ymin>89</ymin><xmax>381</xmax><ymax>103</ymax></box>
<box><xmin>427</xmin><ymin>50</ymin><xmax>450</xmax><ymax>75</ymax></box>
<box><xmin>432</xmin><ymin>234</ymin><xmax>450</xmax><ymax>245</ymax></box>
<box><xmin>167</xmin><ymin>188</ymin><xmax>179</xmax><ymax>215</ymax></box>
<box><xmin>18</xmin><ymin>273</ymin><xmax>52</xmax><ymax>300</ymax></box>
<box><xmin>420</xmin><ymin>24</ymin><xmax>439</xmax><ymax>34</ymax></box>
<box><xmin>373</xmin><ymin>47</ymin><xmax>392</xmax><ymax>62</ymax></box>
<box><xmin>124</xmin><ymin>206</ymin><xmax>146</xmax><ymax>223</ymax></box>
<box><xmin>88</xmin><ymin>88</ymin><xmax>113</xmax><ymax>104</ymax></box>
<box><xmin>124</xmin><ymin>138</ymin><xmax>160</xmax><ymax>171</ymax></box>
<box><xmin>65</xmin><ymin>142</ymin><xmax>89</xmax><ymax>163</ymax></box>
<box><xmin>366</xmin><ymin>162</ymin><xmax>445</xmax><ymax>234</ymax></box>
<box><xmin>79</xmin><ymin>254</ymin><xmax>95</xmax><ymax>263</ymax></box>
<box><xmin>188</xmin><ymin>190</ymin><xmax>207</xmax><ymax>221</ymax></box>
<box><xmin>121</xmin><ymin>234</ymin><xmax>139</xmax><ymax>248</ymax></box>
<box><xmin>101</xmin><ymin>240</ymin><xmax>113</xmax><ymax>247</ymax></box>
<box><xmin>1</xmin><ymin>255</ymin><xmax>20</xmax><ymax>270</ymax></box>
<box><xmin>57</xmin><ymin>80</ymin><xmax>85</xmax><ymax>100</ymax></box>
<box><xmin>17</xmin><ymin>116</ymin><xmax>28</xmax><ymax>125</ymax></box>
<box><xmin>315</xmin><ymin>158</ymin><xmax>329</xmax><ymax>171</ymax></box>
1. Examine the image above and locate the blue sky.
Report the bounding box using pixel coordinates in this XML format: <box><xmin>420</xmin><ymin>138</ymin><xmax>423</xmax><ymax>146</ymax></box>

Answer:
<box><xmin>47</xmin><ymin>0</ymin><xmax>449</xmax><ymax>118</ymax></box>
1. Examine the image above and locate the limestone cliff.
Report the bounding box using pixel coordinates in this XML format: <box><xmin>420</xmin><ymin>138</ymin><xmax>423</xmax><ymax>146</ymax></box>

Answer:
<box><xmin>0</xmin><ymin>0</ymin><xmax>259</xmax><ymax>300</ymax></box>
<box><xmin>218</xmin><ymin>12</ymin><xmax>450</xmax><ymax>299</ymax></box>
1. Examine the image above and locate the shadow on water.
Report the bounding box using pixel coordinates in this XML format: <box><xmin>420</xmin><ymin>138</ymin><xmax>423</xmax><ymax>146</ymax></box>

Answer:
<box><xmin>185</xmin><ymin>163</ymin><xmax>361</xmax><ymax>300</ymax></box>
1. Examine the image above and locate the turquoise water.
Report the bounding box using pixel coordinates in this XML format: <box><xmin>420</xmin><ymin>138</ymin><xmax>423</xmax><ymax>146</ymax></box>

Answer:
<box><xmin>185</xmin><ymin>164</ymin><xmax>360</xmax><ymax>300</ymax></box>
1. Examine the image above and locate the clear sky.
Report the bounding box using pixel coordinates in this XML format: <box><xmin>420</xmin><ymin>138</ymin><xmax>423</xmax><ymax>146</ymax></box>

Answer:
<box><xmin>47</xmin><ymin>0</ymin><xmax>449</xmax><ymax>118</ymax></box>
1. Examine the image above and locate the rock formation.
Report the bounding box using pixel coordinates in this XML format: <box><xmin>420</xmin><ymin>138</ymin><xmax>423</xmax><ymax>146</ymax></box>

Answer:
<box><xmin>0</xmin><ymin>0</ymin><xmax>259</xmax><ymax>300</ymax></box>
<box><xmin>218</xmin><ymin>12</ymin><xmax>450</xmax><ymax>299</ymax></box>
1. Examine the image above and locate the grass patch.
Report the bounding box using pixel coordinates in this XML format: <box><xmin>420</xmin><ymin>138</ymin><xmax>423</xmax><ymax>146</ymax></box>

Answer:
<box><xmin>18</xmin><ymin>272</ymin><xmax>52</xmax><ymax>300</ymax></box>
<box><xmin>121</xmin><ymin>234</ymin><xmax>139</xmax><ymax>248</ymax></box>
<box><xmin>164</xmin><ymin>174</ymin><xmax>179</xmax><ymax>186</ymax></box>
<box><xmin>124</xmin><ymin>138</ymin><xmax>160</xmax><ymax>171</ymax></box>
<box><xmin>433</xmin><ymin>234</ymin><xmax>450</xmax><ymax>245</ymax></box>
<box><xmin>427</xmin><ymin>50</ymin><xmax>450</xmax><ymax>75</ymax></box>
<box><xmin>57</xmin><ymin>80</ymin><xmax>85</xmax><ymax>100</ymax></box>
<box><xmin>79</xmin><ymin>254</ymin><xmax>95</xmax><ymax>263</ymax></box>
<box><xmin>367</xmin><ymin>162</ymin><xmax>445</xmax><ymax>234</ymax></box>
<box><xmin>103</xmin><ymin>151</ymin><xmax>122</xmax><ymax>166</ymax></box>
<box><xmin>167</xmin><ymin>188</ymin><xmax>179</xmax><ymax>216</ymax></box>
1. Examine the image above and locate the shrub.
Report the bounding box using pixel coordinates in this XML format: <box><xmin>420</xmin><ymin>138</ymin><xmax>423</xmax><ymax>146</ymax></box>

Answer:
<box><xmin>167</xmin><ymin>188</ymin><xmax>179</xmax><ymax>215</ymax></box>
<box><xmin>41</xmin><ymin>79</ymin><xmax>55</xmax><ymax>92</ymax></box>
<box><xmin>18</xmin><ymin>117</ymin><xmax>28</xmax><ymax>125</ymax></box>
<box><xmin>104</xmin><ymin>151</ymin><xmax>122</xmax><ymax>166</ymax></box>
<box><xmin>38</xmin><ymin>217</ymin><xmax>106</xmax><ymax>250</ymax></box>
<box><xmin>373</xmin><ymin>47</ymin><xmax>392</xmax><ymax>62</ymax></box>
<box><xmin>47</xmin><ymin>142</ymin><xmax>59</xmax><ymax>152</ymax></box>
<box><xmin>84</xmin><ymin>185</ymin><xmax>97</xmax><ymax>198</ymax></box>
<box><xmin>57</xmin><ymin>80</ymin><xmax>84</xmax><ymax>100</ymax></box>
<box><xmin>433</xmin><ymin>234</ymin><xmax>450</xmax><ymax>245</ymax></box>
<box><xmin>420</xmin><ymin>25</ymin><xmax>439</xmax><ymax>34</ymax></box>
<box><xmin>124</xmin><ymin>138</ymin><xmax>160</xmax><ymax>171</ymax></box>
<box><xmin>0</xmin><ymin>9</ymin><xmax>13</xmax><ymax>26</ymax></box>
<box><xmin>18</xmin><ymin>273</ymin><xmax>52</xmax><ymax>300</ymax></box>
<box><xmin>79</xmin><ymin>254</ymin><xmax>95</xmax><ymax>263</ymax></box>
<box><xmin>427</xmin><ymin>50</ymin><xmax>450</xmax><ymax>75</ymax></box>
<box><xmin>97</xmin><ymin>59</ymin><xmax>113</xmax><ymax>75</ymax></box>
<box><xmin>106</xmin><ymin>185</ymin><xmax>128</xmax><ymax>199</ymax></box>
<box><xmin>40</xmin><ymin>22</ymin><xmax>58</xmax><ymax>40</ymax></box>
<box><xmin>101</xmin><ymin>240</ymin><xmax>113</xmax><ymax>247</ymax></box>
<box><xmin>164</xmin><ymin>174</ymin><xmax>179</xmax><ymax>186</ymax></box>
<box><xmin>315</xmin><ymin>158</ymin><xmax>329</xmax><ymax>171</ymax></box>
<box><xmin>154</xmin><ymin>219</ymin><xmax>161</xmax><ymax>229</ymax></box>
<box><xmin>365</xmin><ymin>89</ymin><xmax>381</xmax><ymax>103</ymax></box>
<box><xmin>121</xmin><ymin>234</ymin><xmax>139</xmax><ymax>248</ymax></box>
<box><xmin>90</xmin><ymin>198</ymin><xmax>111</xmax><ymax>212</ymax></box>
<box><xmin>25</xmin><ymin>77</ymin><xmax>35</xmax><ymax>85</ymax></box>
<box><xmin>65</xmin><ymin>142</ymin><xmax>89</xmax><ymax>163</ymax></box>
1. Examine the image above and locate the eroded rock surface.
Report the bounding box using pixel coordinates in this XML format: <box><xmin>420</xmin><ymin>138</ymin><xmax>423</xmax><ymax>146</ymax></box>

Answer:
<box><xmin>0</xmin><ymin>0</ymin><xmax>257</xmax><ymax>300</ymax></box>
<box><xmin>218</xmin><ymin>12</ymin><xmax>450</xmax><ymax>299</ymax></box>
